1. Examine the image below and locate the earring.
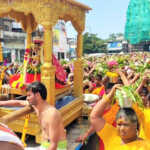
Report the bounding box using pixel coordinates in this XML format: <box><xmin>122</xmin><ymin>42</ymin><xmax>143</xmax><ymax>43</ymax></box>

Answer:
<box><xmin>136</xmin><ymin>129</ymin><xmax>139</xmax><ymax>136</ymax></box>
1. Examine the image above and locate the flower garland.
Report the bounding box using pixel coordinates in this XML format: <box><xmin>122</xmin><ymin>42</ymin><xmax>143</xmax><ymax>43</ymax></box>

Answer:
<box><xmin>103</xmin><ymin>103</ymin><xmax>120</xmax><ymax>125</ymax></box>
<box><xmin>26</xmin><ymin>63</ymin><xmax>41</xmax><ymax>74</ymax></box>
<box><xmin>10</xmin><ymin>47</ymin><xmax>41</xmax><ymax>89</ymax></box>
<box><xmin>11</xmin><ymin>74</ymin><xmax>26</xmax><ymax>89</ymax></box>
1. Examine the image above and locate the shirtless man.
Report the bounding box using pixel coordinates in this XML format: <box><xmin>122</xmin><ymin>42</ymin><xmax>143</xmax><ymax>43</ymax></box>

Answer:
<box><xmin>0</xmin><ymin>81</ymin><xmax>67</xmax><ymax>150</ymax></box>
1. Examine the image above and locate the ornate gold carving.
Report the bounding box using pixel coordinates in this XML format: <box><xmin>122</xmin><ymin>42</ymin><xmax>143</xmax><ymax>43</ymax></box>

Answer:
<box><xmin>26</xmin><ymin>32</ymin><xmax>32</xmax><ymax>49</ymax></box>
<box><xmin>0</xmin><ymin>0</ymin><xmax>87</xmax><ymax>33</ymax></box>
<box><xmin>41</xmin><ymin>63</ymin><xmax>55</xmax><ymax>80</ymax></box>
<box><xmin>41</xmin><ymin>64</ymin><xmax>56</xmax><ymax>105</ymax></box>
<box><xmin>76</xmin><ymin>33</ymin><xmax>83</xmax><ymax>58</ymax></box>
<box><xmin>0</xmin><ymin>0</ymin><xmax>90</xmax><ymax>142</ymax></box>
<box><xmin>59</xmin><ymin>1</ymin><xmax>86</xmax><ymax>32</ymax></box>
<box><xmin>0</xmin><ymin>41</ymin><xmax>3</xmax><ymax>62</ymax></box>
<box><xmin>73</xmin><ymin>58</ymin><xmax>83</xmax><ymax>97</ymax></box>
<box><xmin>43</xmin><ymin>24</ymin><xmax>53</xmax><ymax>64</ymax></box>
<box><xmin>0</xmin><ymin>0</ymin><xmax>89</xmax><ymax>103</ymax></box>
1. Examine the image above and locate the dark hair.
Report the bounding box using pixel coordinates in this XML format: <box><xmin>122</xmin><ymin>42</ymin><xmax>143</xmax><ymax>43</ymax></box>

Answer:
<box><xmin>65</xmin><ymin>66</ymin><xmax>71</xmax><ymax>75</ymax></box>
<box><xmin>26</xmin><ymin>82</ymin><xmax>47</xmax><ymax>100</ymax></box>
<box><xmin>89</xmin><ymin>74</ymin><xmax>94</xmax><ymax>81</ymax></box>
<box><xmin>141</xmin><ymin>87</ymin><xmax>148</xmax><ymax>96</ymax></box>
<box><xmin>117</xmin><ymin>77</ymin><xmax>123</xmax><ymax>84</ymax></box>
<box><xmin>147</xmin><ymin>93</ymin><xmax>150</xmax><ymax>101</ymax></box>
<box><xmin>83</xmin><ymin>85</ymin><xmax>89</xmax><ymax>90</ymax></box>
<box><xmin>106</xmin><ymin>82</ymin><xmax>115</xmax><ymax>90</ymax></box>
<box><xmin>96</xmin><ymin>74</ymin><xmax>102</xmax><ymax>81</ymax></box>
<box><xmin>116</xmin><ymin>107</ymin><xmax>140</xmax><ymax>131</ymax></box>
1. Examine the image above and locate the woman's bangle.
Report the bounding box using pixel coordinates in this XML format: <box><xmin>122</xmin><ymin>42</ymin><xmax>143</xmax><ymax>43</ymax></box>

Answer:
<box><xmin>103</xmin><ymin>94</ymin><xmax>109</xmax><ymax>102</ymax></box>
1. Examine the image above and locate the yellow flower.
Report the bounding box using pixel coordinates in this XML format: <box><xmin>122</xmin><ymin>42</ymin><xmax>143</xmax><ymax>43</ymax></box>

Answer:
<box><xmin>106</xmin><ymin>72</ymin><xmax>118</xmax><ymax>78</ymax></box>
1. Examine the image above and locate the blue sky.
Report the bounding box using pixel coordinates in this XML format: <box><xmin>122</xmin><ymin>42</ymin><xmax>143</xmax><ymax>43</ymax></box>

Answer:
<box><xmin>66</xmin><ymin>0</ymin><xmax>130</xmax><ymax>39</ymax></box>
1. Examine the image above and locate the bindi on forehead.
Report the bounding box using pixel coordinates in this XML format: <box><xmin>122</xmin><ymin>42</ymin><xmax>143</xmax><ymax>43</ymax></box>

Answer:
<box><xmin>117</xmin><ymin>115</ymin><xmax>130</xmax><ymax>123</ymax></box>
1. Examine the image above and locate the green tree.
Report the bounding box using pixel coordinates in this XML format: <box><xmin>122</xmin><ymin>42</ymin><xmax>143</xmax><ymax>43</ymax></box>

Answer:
<box><xmin>116</xmin><ymin>33</ymin><xmax>123</xmax><ymax>37</ymax></box>
<box><xmin>83</xmin><ymin>32</ymin><xmax>107</xmax><ymax>54</ymax></box>
<box><xmin>107</xmin><ymin>33</ymin><xmax>124</xmax><ymax>41</ymax></box>
<box><xmin>108</xmin><ymin>33</ymin><xmax>117</xmax><ymax>41</ymax></box>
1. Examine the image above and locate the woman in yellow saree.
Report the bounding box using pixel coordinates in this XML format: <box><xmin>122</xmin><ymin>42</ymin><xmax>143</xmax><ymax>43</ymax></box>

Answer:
<box><xmin>133</xmin><ymin>93</ymin><xmax>150</xmax><ymax>141</ymax></box>
<box><xmin>90</xmin><ymin>84</ymin><xmax>150</xmax><ymax>150</ymax></box>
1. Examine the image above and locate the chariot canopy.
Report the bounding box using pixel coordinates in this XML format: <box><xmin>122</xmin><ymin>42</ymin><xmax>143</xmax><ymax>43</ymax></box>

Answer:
<box><xmin>0</xmin><ymin>0</ymin><xmax>91</xmax><ymax>104</ymax></box>
<box><xmin>0</xmin><ymin>0</ymin><xmax>91</xmax><ymax>143</ymax></box>
<box><xmin>0</xmin><ymin>0</ymin><xmax>91</xmax><ymax>33</ymax></box>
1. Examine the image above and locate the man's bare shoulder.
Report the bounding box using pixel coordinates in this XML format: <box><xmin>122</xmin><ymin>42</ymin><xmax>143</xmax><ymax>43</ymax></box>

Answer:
<box><xmin>45</xmin><ymin>106</ymin><xmax>61</xmax><ymax>118</ymax></box>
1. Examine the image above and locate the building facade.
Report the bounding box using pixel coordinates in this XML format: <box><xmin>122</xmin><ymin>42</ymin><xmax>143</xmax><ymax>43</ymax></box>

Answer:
<box><xmin>0</xmin><ymin>17</ymin><xmax>26</xmax><ymax>64</ymax></box>
<box><xmin>0</xmin><ymin>18</ymin><xmax>71</xmax><ymax>64</ymax></box>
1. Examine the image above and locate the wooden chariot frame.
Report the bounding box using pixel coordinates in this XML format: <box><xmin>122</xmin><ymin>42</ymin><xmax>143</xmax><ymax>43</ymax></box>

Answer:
<box><xmin>0</xmin><ymin>0</ymin><xmax>91</xmax><ymax>143</ymax></box>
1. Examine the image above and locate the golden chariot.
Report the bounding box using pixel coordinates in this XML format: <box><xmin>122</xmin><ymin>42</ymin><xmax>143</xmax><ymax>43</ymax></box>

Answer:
<box><xmin>0</xmin><ymin>0</ymin><xmax>91</xmax><ymax>143</ymax></box>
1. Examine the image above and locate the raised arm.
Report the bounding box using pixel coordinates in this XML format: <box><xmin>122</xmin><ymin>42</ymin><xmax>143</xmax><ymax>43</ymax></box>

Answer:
<box><xmin>127</xmin><ymin>72</ymin><xmax>134</xmax><ymax>80</ymax></box>
<box><xmin>102</xmin><ymin>76</ymin><xmax>109</xmax><ymax>87</ymax></box>
<box><xmin>136</xmin><ymin>76</ymin><xmax>148</xmax><ymax>94</ymax></box>
<box><xmin>90</xmin><ymin>84</ymin><xmax>119</xmax><ymax>132</ymax></box>
<box><xmin>130</xmin><ymin>73</ymin><xmax>140</xmax><ymax>84</ymax></box>
<box><xmin>117</xmin><ymin>70</ymin><xmax>130</xmax><ymax>86</ymax></box>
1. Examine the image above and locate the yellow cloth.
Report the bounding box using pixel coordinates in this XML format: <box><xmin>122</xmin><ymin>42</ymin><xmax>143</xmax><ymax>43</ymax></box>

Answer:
<box><xmin>116</xmin><ymin>140</ymin><xmax>150</xmax><ymax>150</ymax></box>
<box><xmin>141</xmin><ymin>109</ymin><xmax>150</xmax><ymax>140</ymax></box>
<box><xmin>97</xmin><ymin>123</ymin><xmax>121</xmax><ymax>149</ymax></box>
<box><xmin>132</xmin><ymin>104</ymin><xmax>150</xmax><ymax>140</ymax></box>
<box><xmin>84</xmin><ymin>89</ymin><xmax>89</xmax><ymax>94</ymax></box>
<box><xmin>106</xmin><ymin>72</ymin><xmax>118</xmax><ymax>83</ymax></box>
<box><xmin>97</xmin><ymin>123</ymin><xmax>150</xmax><ymax>150</ymax></box>
<box><xmin>103</xmin><ymin>103</ymin><xmax>119</xmax><ymax>125</ymax></box>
